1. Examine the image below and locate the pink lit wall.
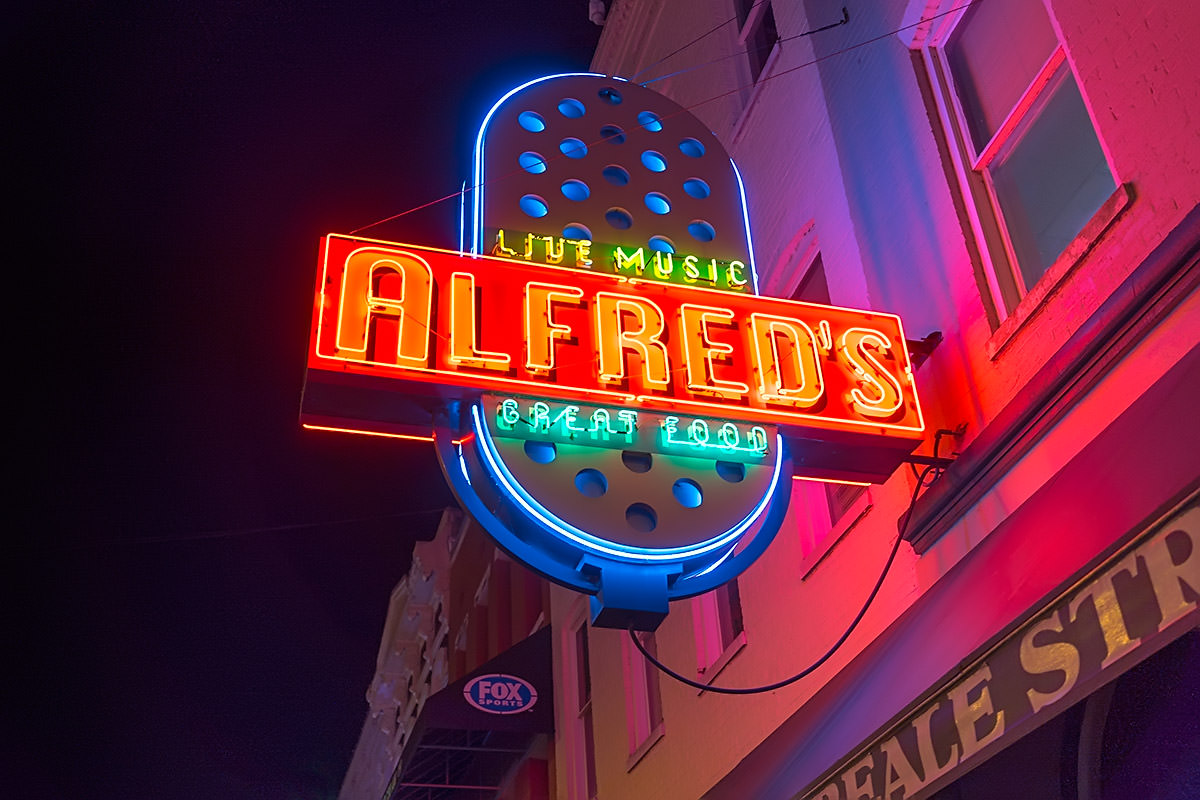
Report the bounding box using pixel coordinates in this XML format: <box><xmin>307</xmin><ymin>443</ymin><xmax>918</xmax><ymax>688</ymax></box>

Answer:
<box><xmin>561</xmin><ymin>1</ymin><xmax>1200</xmax><ymax>798</ymax></box>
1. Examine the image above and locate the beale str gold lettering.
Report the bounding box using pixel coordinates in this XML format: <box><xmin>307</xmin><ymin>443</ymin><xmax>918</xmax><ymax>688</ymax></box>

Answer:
<box><xmin>1020</xmin><ymin>608</ymin><xmax>1082</xmax><ymax>712</ymax></box>
<box><xmin>806</xmin><ymin>500</ymin><xmax>1200</xmax><ymax>800</ymax></box>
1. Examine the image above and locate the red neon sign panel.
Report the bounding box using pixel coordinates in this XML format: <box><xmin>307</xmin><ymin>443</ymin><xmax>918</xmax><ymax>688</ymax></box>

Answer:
<box><xmin>305</xmin><ymin>234</ymin><xmax>924</xmax><ymax>448</ymax></box>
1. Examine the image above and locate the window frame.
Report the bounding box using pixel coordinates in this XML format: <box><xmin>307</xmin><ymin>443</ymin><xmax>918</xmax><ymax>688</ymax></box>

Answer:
<box><xmin>620</xmin><ymin>630</ymin><xmax>665</xmax><ymax>768</ymax></box>
<box><xmin>563</xmin><ymin>605</ymin><xmax>599</xmax><ymax>800</ymax></box>
<box><xmin>736</xmin><ymin>0</ymin><xmax>780</xmax><ymax>86</ymax></box>
<box><xmin>796</xmin><ymin>479</ymin><xmax>874</xmax><ymax>579</ymax></box>
<box><xmin>826</xmin><ymin>480</ymin><xmax>868</xmax><ymax>526</ymax></box>
<box><xmin>911</xmin><ymin>0</ymin><xmax>1124</xmax><ymax>325</ymax></box>
<box><xmin>691</xmin><ymin>579</ymin><xmax>747</xmax><ymax>684</ymax></box>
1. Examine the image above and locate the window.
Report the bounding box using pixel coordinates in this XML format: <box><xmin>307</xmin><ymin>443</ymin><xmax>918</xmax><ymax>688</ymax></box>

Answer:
<box><xmin>693</xmin><ymin>579</ymin><xmax>747</xmax><ymax>679</ymax></box>
<box><xmin>572</xmin><ymin>620</ymin><xmax>598</xmax><ymax>799</ymax></box>
<box><xmin>826</xmin><ymin>480</ymin><xmax>867</xmax><ymax>525</ymax></box>
<box><xmin>714</xmin><ymin>580</ymin><xmax>744</xmax><ymax>648</ymax></box>
<box><xmin>916</xmin><ymin>0</ymin><xmax>1118</xmax><ymax>315</ymax></box>
<box><xmin>789</xmin><ymin>253</ymin><xmax>830</xmax><ymax>305</ymax></box>
<box><xmin>789</xmin><ymin>256</ymin><xmax>870</xmax><ymax>524</ymax></box>
<box><xmin>622</xmin><ymin>631</ymin><xmax>665</xmax><ymax>765</ymax></box>
<box><xmin>735</xmin><ymin>0</ymin><xmax>779</xmax><ymax>84</ymax></box>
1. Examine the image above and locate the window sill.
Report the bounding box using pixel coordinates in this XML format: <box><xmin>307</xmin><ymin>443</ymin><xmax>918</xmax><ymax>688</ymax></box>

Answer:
<box><xmin>625</xmin><ymin>720</ymin><xmax>666</xmax><ymax>771</ymax></box>
<box><xmin>986</xmin><ymin>183</ymin><xmax>1134</xmax><ymax>359</ymax></box>
<box><xmin>695</xmin><ymin>631</ymin><xmax>747</xmax><ymax>693</ymax></box>
<box><xmin>799</xmin><ymin>492</ymin><xmax>875</xmax><ymax>580</ymax></box>
<box><xmin>903</xmin><ymin>203</ymin><xmax>1199</xmax><ymax>554</ymax></box>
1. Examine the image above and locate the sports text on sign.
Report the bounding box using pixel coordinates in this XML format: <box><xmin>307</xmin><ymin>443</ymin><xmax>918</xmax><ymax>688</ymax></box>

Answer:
<box><xmin>463</xmin><ymin>673</ymin><xmax>539</xmax><ymax>715</ymax></box>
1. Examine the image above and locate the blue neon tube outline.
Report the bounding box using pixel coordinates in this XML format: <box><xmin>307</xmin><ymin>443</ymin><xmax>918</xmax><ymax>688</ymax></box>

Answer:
<box><xmin>468</xmin><ymin>75</ymin><xmax>774</xmax><ymax>562</ymax></box>
<box><xmin>456</xmin><ymin>443</ymin><xmax>472</xmax><ymax>487</ymax></box>
<box><xmin>730</xmin><ymin>159</ymin><xmax>760</xmax><ymax>295</ymax></box>
<box><xmin>470</xmin><ymin>403</ymin><xmax>783</xmax><ymax>563</ymax></box>
<box><xmin>685</xmin><ymin>544</ymin><xmax>736</xmax><ymax>579</ymax></box>
<box><xmin>472</xmin><ymin>75</ymin><xmax>759</xmax><ymax>299</ymax></box>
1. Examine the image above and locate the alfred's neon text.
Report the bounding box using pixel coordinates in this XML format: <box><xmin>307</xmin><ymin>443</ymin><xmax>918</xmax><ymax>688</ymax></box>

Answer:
<box><xmin>308</xmin><ymin>235</ymin><xmax>923</xmax><ymax>440</ymax></box>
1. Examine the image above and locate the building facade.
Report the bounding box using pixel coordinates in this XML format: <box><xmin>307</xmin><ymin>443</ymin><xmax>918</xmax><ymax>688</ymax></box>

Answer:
<box><xmin>340</xmin><ymin>508</ymin><xmax>557</xmax><ymax>800</ymax></box>
<box><xmin>342</xmin><ymin>1</ymin><xmax>1199</xmax><ymax>797</ymax></box>
<box><xmin>547</xmin><ymin>1</ymin><xmax>1199</xmax><ymax>798</ymax></box>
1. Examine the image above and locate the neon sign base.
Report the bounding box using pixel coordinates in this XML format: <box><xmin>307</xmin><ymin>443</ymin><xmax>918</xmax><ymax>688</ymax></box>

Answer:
<box><xmin>432</xmin><ymin>408</ymin><xmax>794</xmax><ymax>631</ymax></box>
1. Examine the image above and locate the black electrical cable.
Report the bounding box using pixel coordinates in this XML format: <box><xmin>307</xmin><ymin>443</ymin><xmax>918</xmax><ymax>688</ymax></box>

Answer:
<box><xmin>628</xmin><ymin>463</ymin><xmax>941</xmax><ymax>694</ymax></box>
<box><xmin>347</xmin><ymin>2</ymin><xmax>977</xmax><ymax>236</ymax></box>
<box><xmin>638</xmin><ymin>1</ymin><xmax>983</xmax><ymax>88</ymax></box>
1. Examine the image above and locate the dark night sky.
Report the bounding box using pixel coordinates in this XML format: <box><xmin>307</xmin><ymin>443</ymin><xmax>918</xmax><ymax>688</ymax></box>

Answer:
<box><xmin>11</xmin><ymin>3</ymin><xmax>599</xmax><ymax>797</ymax></box>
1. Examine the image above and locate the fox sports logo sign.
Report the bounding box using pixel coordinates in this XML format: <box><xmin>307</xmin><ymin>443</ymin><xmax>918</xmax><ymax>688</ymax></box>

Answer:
<box><xmin>463</xmin><ymin>673</ymin><xmax>539</xmax><ymax>714</ymax></box>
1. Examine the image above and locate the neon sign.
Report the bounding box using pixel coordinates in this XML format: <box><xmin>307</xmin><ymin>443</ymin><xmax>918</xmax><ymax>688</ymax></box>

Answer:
<box><xmin>661</xmin><ymin>416</ymin><xmax>769</xmax><ymax>458</ymax></box>
<box><xmin>492</xmin><ymin>228</ymin><xmax>751</xmax><ymax>292</ymax></box>
<box><xmin>495</xmin><ymin>396</ymin><xmax>639</xmax><ymax>444</ymax></box>
<box><xmin>490</xmin><ymin>395</ymin><xmax>771</xmax><ymax>462</ymax></box>
<box><xmin>307</xmin><ymin>235</ymin><xmax>922</xmax><ymax>446</ymax></box>
<box><xmin>301</xmin><ymin>73</ymin><xmax>928</xmax><ymax>630</ymax></box>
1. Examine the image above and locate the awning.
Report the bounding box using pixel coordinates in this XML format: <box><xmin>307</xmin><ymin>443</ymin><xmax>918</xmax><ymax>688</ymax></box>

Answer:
<box><xmin>707</xmin><ymin>343</ymin><xmax>1200</xmax><ymax>799</ymax></box>
<box><xmin>386</xmin><ymin>625</ymin><xmax>553</xmax><ymax>799</ymax></box>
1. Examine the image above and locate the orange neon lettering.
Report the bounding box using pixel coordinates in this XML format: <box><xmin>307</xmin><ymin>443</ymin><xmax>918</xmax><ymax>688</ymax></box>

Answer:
<box><xmin>595</xmin><ymin>292</ymin><xmax>670</xmax><ymax>389</ymax></box>
<box><xmin>335</xmin><ymin>249</ymin><xmax>433</xmax><ymax>366</ymax></box>
<box><xmin>749</xmin><ymin>314</ymin><xmax>824</xmax><ymax>408</ymax></box>
<box><xmin>679</xmin><ymin>304</ymin><xmax>749</xmax><ymax>399</ymax></box>
<box><xmin>524</xmin><ymin>281</ymin><xmax>585</xmax><ymax>375</ymax></box>
<box><xmin>448</xmin><ymin>272</ymin><xmax>511</xmax><ymax>371</ymax></box>
<box><xmin>817</xmin><ymin>319</ymin><xmax>833</xmax><ymax>352</ymax></box>
<box><xmin>840</xmin><ymin>327</ymin><xmax>905</xmax><ymax>419</ymax></box>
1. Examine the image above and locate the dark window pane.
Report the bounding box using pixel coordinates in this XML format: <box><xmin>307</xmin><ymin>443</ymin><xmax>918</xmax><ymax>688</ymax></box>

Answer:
<box><xmin>716</xmin><ymin>580</ymin><xmax>744</xmax><ymax>648</ymax></box>
<box><xmin>946</xmin><ymin>0</ymin><xmax>1057</xmax><ymax>151</ymax></box>
<box><xmin>575</xmin><ymin>624</ymin><xmax>591</xmax><ymax>707</ymax></box>
<box><xmin>792</xmin><ymin>255</ymin><xmax>830</xmax><ymax>304</ymax></box>
<box><xmin>746</xmin><ymin>3</ymin><xmax>778</xmax><ymax>83</ymax></box>
<box><xmin>641</xmin><ymin>633</ymin><xmax>664</xmax><ymax>729</ymax></box>
<box><xmin>991</xmin><ymin>66</ymin><xmax>1115</xmax><ymax>288</ymax></box>
<box><xmin>733</xmin><ymin>0</ymin><xmax>756</xmax><ymax>28</ymax></box>
<box><xmin>826</xmin><ymin>482</ymin><xmax>866</xmax><ymax>524</ymax></box>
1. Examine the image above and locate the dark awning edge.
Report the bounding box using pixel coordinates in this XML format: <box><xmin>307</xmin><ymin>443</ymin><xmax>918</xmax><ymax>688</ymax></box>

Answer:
<box><xmin>385</xmin><ymin>625</ymin><xmax>554</xmax><ymax>799</ymax></box>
